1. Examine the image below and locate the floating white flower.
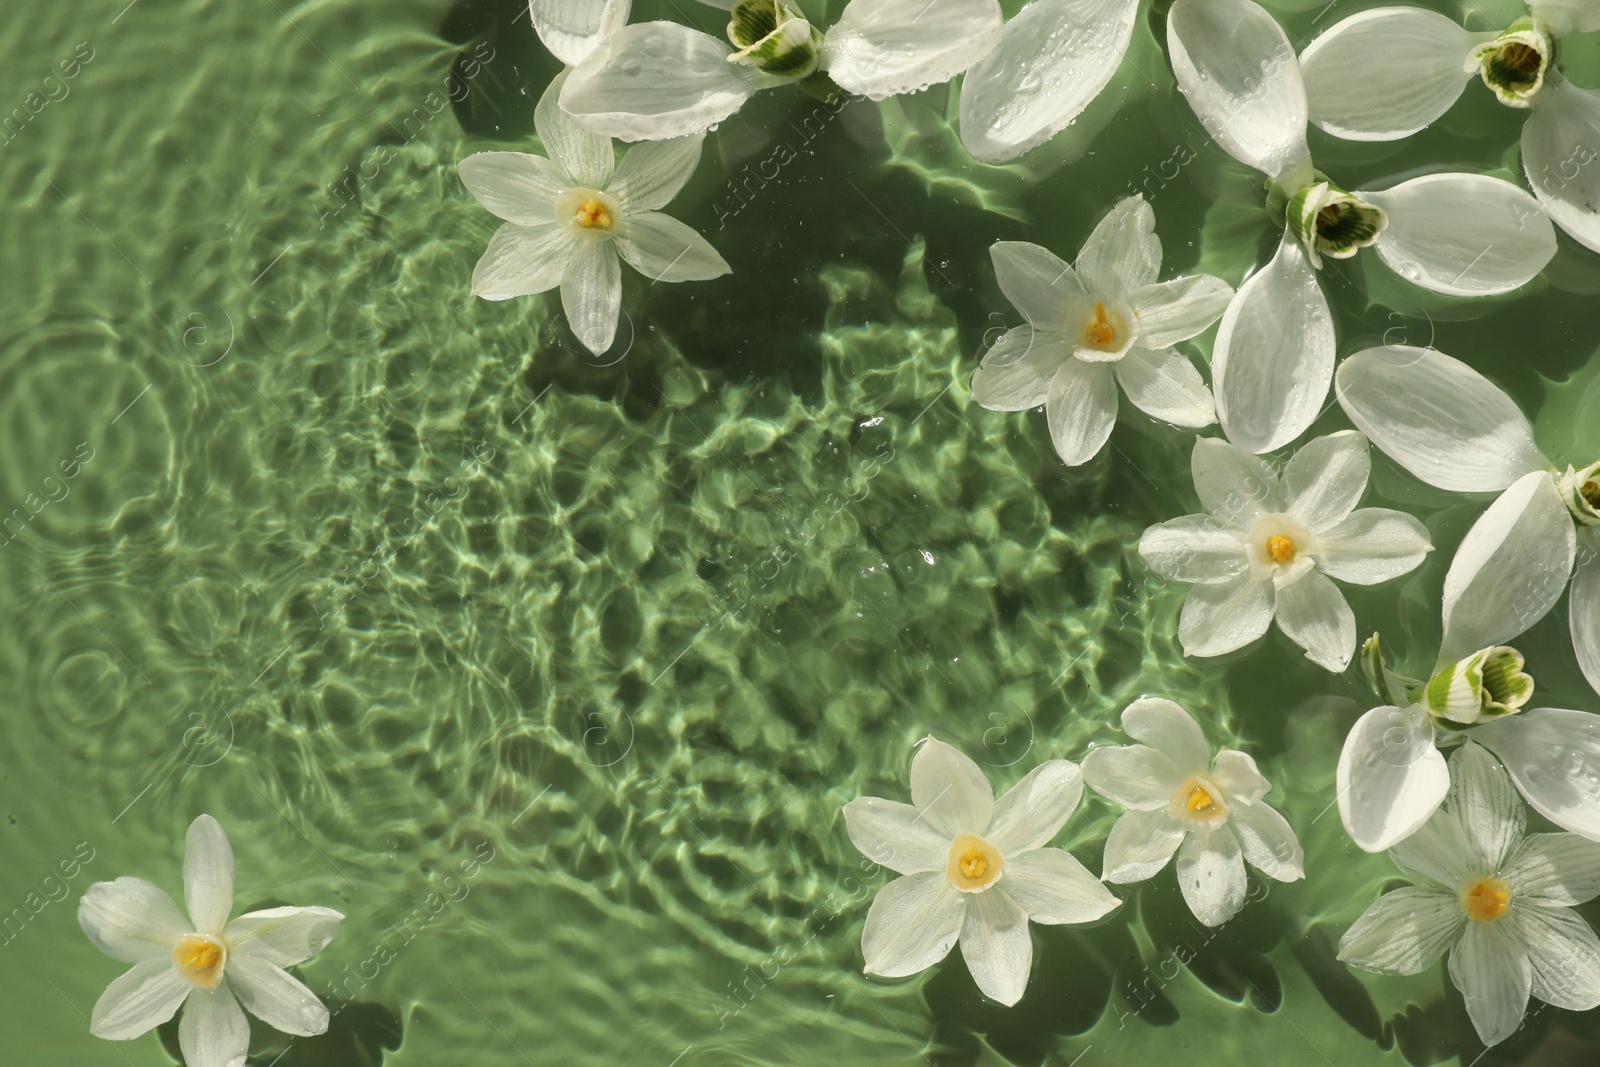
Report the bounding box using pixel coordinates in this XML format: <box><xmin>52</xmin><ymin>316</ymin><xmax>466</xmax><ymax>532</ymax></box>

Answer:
<box><xmin>970</xmin><ymin>195</ymin><xmax>1234</xmax><ymax>466</ymax></box>
<box><xmin>1164</xmin><ymin>0</ymin><xmax>1556</xmax><ymax>454</ymax></box>
<box><xmin>1081</xmin><ymin>698</ymin><xmax>1303</xmax><ymax>927</ymax></box>
<box><xmin>843</xmin><ymin>736</ymin><xmax>1119</xmax><ymax>1006</ymax></box>
<box><xmin>77</xmin><ymin>815</ymin><xmax>343</xmax><ymax>1067</ymax></box>
<box><xmin>1138</xmin><ymin>431</ymin><xmax>1432</xmax><ymax>671</ymax></box>
<box><xmin>529</xmin><ymin>0</ymin><xmax>633</xmax><ymax>66</ymax></box>
<box><xmin>458</xmin><ymin>71</ymin><xmax>730</xmax><ymax>356</ymax></box>
<box><xmin>1300</xmin><ymin>1</ymin><xmax>1600</xmax><ymax>252</ymax></box>
<box><xmin>558</xmin><ymin>0</ymin><xmax>1003</xmax><ymax>141</ymax></box>
<box><xmin>1339</xmin><ymin>742</ymin><xmax>1600</xmax><ymax>1047</ymax></box>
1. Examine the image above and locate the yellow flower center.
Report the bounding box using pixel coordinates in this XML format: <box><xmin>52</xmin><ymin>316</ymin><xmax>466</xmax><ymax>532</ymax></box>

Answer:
<box><xmin>1266</xmin><ymin>534</ymin><xmax>1298</xmax><ymax>565</ymax></box>
<box><xmin>1083</xmin><ymin>302</ymin><xmax>1116</xmax><ymax>347</ymax></box>
<box><xmin>945</xmin><ymin>833</ymin><xmax>1004</xmax><ymax>892</ymax></box>
<box><xmin>1583</xmin><ymin>479</ymin><xmax>1599</xmax><ymax>507</ymax></box>
<box><xmin>1461</xmin><ymin>877</ymin><xmax>1512</xmax><ymax>921</ymax></box>
<box><xmin>1169</xmin><ymin>775</ymin><xmax>1227</xmax><ymax>824</ymax></box>
<box><xmin>1185</xmin><ymin>786</ymin><xmax>1215</xmax><ymax>813</ymax></box>
<box><xmin>573</xmin><ymin>197</ymin><xmax>613</xmax><ymax>231</ymax></box>
<box><xmin>172</xmin><ymin>933</ymin><xmax>228</xmax><ymax>989</ymax></box>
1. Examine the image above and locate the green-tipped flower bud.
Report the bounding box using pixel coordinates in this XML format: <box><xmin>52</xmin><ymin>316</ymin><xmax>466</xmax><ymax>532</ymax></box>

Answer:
<box><xmin>1288</xmin><ymin>180</ymin><xmax>1387</xmax><ymax>268</ymax></box>
<box><xmin>1423</xmin><ymin>646</ymin><xmax>1535</xmax><ymax>725</ymax></box>
<box><xmin>726</xmin><ymin>0</ymin><xmax>822</xmax><ymax>79</ymax></box>
<box><xmin>1467</xmin><ymin>18</ymin><xmax>1554</xmax><ymax>108</ymax></box>
<box><xmin>1558</xmin><ymin>460</ymin><xmax>1600</xmax><ymax>527</ymax></box>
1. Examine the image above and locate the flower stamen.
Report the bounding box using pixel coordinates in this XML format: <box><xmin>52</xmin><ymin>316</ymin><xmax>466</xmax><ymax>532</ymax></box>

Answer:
<box><xmin>1185</xmin><ymin>786</ymin><xmax>1215</xmax><ymax>813</ymax></box>
<box><xmin>1461</xmin><ymin>877</ymin><xmax>1512</xmax><ymax>921</ymax></box>
<box><xmin>574</xmin><ymin>197</ymin><xmax>612</xmax><ymax>231</ymax></box>
<box><xmin>1266</xmin><ymin>534</ymin><xmax>1298</xmax><ymax>565</ymax></box>
<box><xmin>1084</xmin><ymin>302</ymin><xmax>1115</xmax><ymax>347</ymax></box>
<box><xmin>945</xmin><ymin>833</ymin><xmax>1004</xmax><ymax>892</ymax></box>
<box><xmin>172</xmin><ymin>933</ymin><xmax>228</xmax><ymax>989</ymax></box>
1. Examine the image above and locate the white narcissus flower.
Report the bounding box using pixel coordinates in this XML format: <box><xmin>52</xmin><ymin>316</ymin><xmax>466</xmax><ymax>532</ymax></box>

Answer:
<box><xmin>1082</xmin><ymin>698</ymin><xmax>1304</xmax><ymax>927</ymax></box>
<box><xmin>1165</xmin><ymin>0</ymin><xmax>1556</xmax><ymax>455</ymax></box>
<box><xmin>77</xmin><ymin>815</ymin><xmax>344</xmax><ymax>1067</ymax></box>
<box><xmin>843</xmin><ymin>736</ymin><xmax>1120</xmax><ymax>1006</ymax></box>
<box><xmin>1339</xmin><ymin>742</ymin><xmax>1600</xmax><ymax>1047</ymax></box>
<box><xmin>970</xmin><ymin>195</ymin><xmax>1234</xmax><ymax>466</ymax></box>
<box><xmin>559</xmin><ymin>0</ymin><xmax>1003</xmax><ymax>141</ymax></box>
<box><xmin>1138</xmin><ymin>431</ymin><xmax>1433</xmax><ymax>672</ymax></box>
<box><xmin>1299</xmin><ymin>3</ymin><xmax>1600</xmax><ymax>253</ymax></box>
<box><xmin>458</xmin><ymin>71</ymin><xmax>729</xmax><ymax>357</ymax></box>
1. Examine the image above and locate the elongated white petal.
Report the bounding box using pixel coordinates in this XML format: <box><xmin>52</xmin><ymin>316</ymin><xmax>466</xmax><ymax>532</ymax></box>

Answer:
<box><xmin>1192</xmin><ymin>435</ymin><xmax>1281</xmax><ymax>523</ymax></box>
<box><xmin>1573</xmin><ymin>534</ymin><xmax>1600</xmax><ymax>699</ymax></box>
<box><xmin>960</xmin><ymin>887</ymin><xmax>1032</xmax><ymax>1005</ymax></box>
<box><xmin>1439</xmin><ymin>472</ymin><xmax>1576</xmax><ymax>662</ymax></box>
<box><xmin>1449</xmin><ymin>920</ymin><xmax>1531</xmax><ymax>1047</ymax></box>
<box><xmin>1081</xmin><ymin>743</ymin><xmax>1184</xmax><ymax>810</ymax></box>
<box><xmin>1364</xmin><ymin>174</ymin><xmax>1556</xmax><ymax>297</ymax></box>
<box><xmin>1474</xmin><ymin>708</ymin><xmax>1600</xmax><ymax>841</ymax></box>
<box><xmin>225</xmin><ymin>907</ymin><xmax>344</xmax><ymax>969</ymax></box>
<box><xmin>1389</xmin><ymin>800</ymin><xmax>1476</xmax><ymax>888</ymax></box>
<box><xmin>560</xmin><ymin>241</ymin><xmax>624</xmax><ymax>355</ymax></box>
<box><xmin>79</xmin><ymin>878</ymin><xmax>189</xmax><ymax>963</ymax></box>
<box><xmin>1045</xmin><ymin>358</ymin><xmax>1118</xmax><ymax>466</ymax></box>
<box><xmin>1337</xmin><ymin>886</ymin><xmax>1463</xmax><ymax>974</ymax></box>
<box><xmin>471</xmin><ymin>223</ymin><xmax>574</xmax><ymax>301</ymax></box>
<box><xmin>457</xmin><ymin>153</ymin><xmax>570</xmax><ymax>224</ymax></box>
<box><xmin>184</xmin><ymin>815</ymin><xmax>234</xmax><ymax>936</ymax></box>
<box><xmin>530</xmin><ymin>0</ymin><xmax>633</xmax><ymax>67</ymax></box>
<box><xmin>560</xmin><ymin>22</ymin><xmax>769</xmax><ymax>142</ymax></box>
<box><xmin>1176</xmin><ymin>828</ymin><xmax>1247</xmax><ymax>926</ymax></box>
<box><xmin>1167</xmin><ymin>0</ymin><xmax>1312</xmax><ymax>184</ymax></box>
<box><xmin>1076</xmin><ymin>195</ymin><xmax>1161</xmax><ymax>299</ymax></box>
<box><xmin>1523</xmin><ymin>79</ymin><xmax>1600</xmax><ymax>255</ymax></box>
<box><xmin>987</xmin><ymin>759</ymin><xmax>1083</xmax><ymax>854</ymax></box>
<box><xmin>1532</xmin><ymin>0</ymin><xmax>1600</xmax><ymax>34</ymax></box>
<box><xmin>226</xmin><ymin>956</ymin><xmax>330</xmax><ymax>1036</ymax></box>
<box><xmin>1115</xmin><ymin>347</ymin><xmax>1216</xmax><ymax>428</ymax></box>
<box><xmin>1517</xmin><ymin>904</ymin><xmax>1600</xmax><ymax>1011</ymax></box>
<box><xmin>1316</xmin><ymin>508</ymin><xmax>1433</xmax><ymax>585</ymax></box>
<box><xmin>1213</xmin><ymin>234</ymin><xmax>1335</xmax><ymax>454</ymax></box>
<box><xmin>971</xmin><ymin>327</ymin><xmax>1072</xmax><ymax>412</ymax></box>
<box><xmin>1275</xmin><ymin>570</ymin><xmax>1357</xmax><ymax>672</ymax></box>
<box><xmin>90</xmin><ymin>960</ymin><xmax>190</xmax><ymax>1039</ymax></box>
<box><xmin>605</xmin><ymin>136</ymin><xmax>704</xmax><ymax>213</ymax></box>
<box><xmin>991</xmin><ymin>241</ymin><xmax>1081</xmax><ymax>324</ymax></box>
<box><xmin>1505</xmin><ymin>833</ymin><xmax>1600</xmax><ymax>906</ymax></box>
<box><xmin>844</xmin><ymin>797</ymin><xmax>951</xmax><ymax>874</ymax></box>
<box><xmin>179</xmin><ymin>984</ymin><xmax>249</xmax><ymax>1067</ymax></box>
<box><xmin>538</xmin><ymin>69</ymin><xmax>614</xmax><ymax>186</ymax></box>
<box><xmin>1101</xmin><ymin>809</ymin><xmax>1187</xmax><ymax>882</ymax></box>
<box><xmin>1283</xmin><ymin>430</ymin><xmax>1370</xmax><ymax>531</ymax></box>
<box><xmin>1230</xmin><ymin>801</ymin><xmax>1304</xmax><ymax>880</ymax></box>
<box><xmin>614</xmin><ymin>212</ymin><xmax>730</xmax><ymax>282</ymax></box>
<box><xmin>1001</xmin><ymin>848</ymin><xmax>1120</xmax><ymax>924</ymax></box>
<box><xmin>1300</xmin><ymin>8</ymin><xmax>1481</xmax><ymax>140</ymax></box>
<box><xmin>1451</xmin><ymin>741</ymin><xmax>1528</xmax><ymax>873</ymax></box>
<box><xmin>910</xmin><ymin>736</ymin><xmax>994</xmax><ymax>837</ymax></box>
<box><xmin>1211</xmin><ymin>749</ymin><xmax>1269</xmax><ymax>805</ymax></box>
<box><xmin>1121</xmin><ymin>697</ymin><xmax>1211</xmax><ymax>776</ymax></box>
<box><xmin>1335</xmin><ymin>346</ymin><xmax>1549</xmax><ymax>492</ymax></box>
<box><xmin>1179</xmin><ymin>574</ymin><xmax>1274</xmax><ymax>658</ymax></box>
<box><xmin>957</xmin><ymin>0</ymin><xmax>1139</xmax><ymax>163</ymax></box>
<box><xmin>861</xmin><ymin>872</ymin><xmax>964</xmax><ymax>976</ymax></box>
<box><xmin>1336</xmin><ymin>704</ymin><xmax>1448</xmax><ymax>852</ymax></box>
<box><xmin>1138</xmin><ymin>513</ymin><xmax>1249</xmax><ymax>584</ymax></box>
<box><xmin>823</xmin><ymin>0</ymin><xmax>1003</xmax><ymax>101</ymax></box>
<box><xmin>1127</xmin><ymin>275</ymin><xmax>1234</xmax><ymax>348</ymax></box>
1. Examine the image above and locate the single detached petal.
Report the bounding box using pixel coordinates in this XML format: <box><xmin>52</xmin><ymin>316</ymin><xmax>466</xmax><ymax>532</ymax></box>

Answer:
<box><xmin>860</xmin><ymin>872</ymin><xmax>964</xmax><ymax>977</ymax></box>
<box><xmin>457</xmin><ymin>152</ymin><xmax>572</xmax><ymax>224</ymax></box>
<box><xmin>1167</xmin><ymin>0</ymin><xmax>1312</xmax><ymax>184</ymax></box>
<box><xmin>1299</xmin><ymin>7</ymin><xmax>1482</xmax><ymax>140</ymax></box>
<box><xmin>1230</xmin><ymin>801</ymin><xmax>1304</xmax><ymax>880</ymax></box>
<box><xmin>1516</xmin><ymin>904</ymin><xmax>1600</xmax><ymax>1012</ymax></box>
<box><xmin>1274</xmin><ymin>569</ymin><xmax>1357</xmax><ymax>673</ymax></box>
<box><xmin>471</xmin><ymin>222</ymin><xmax>574</xmax><ymax>301</ymax></box>
<box><xmin>1101</xmin><ymin>809</ymin><xmax>1187</xmax><ymax>882</ymax></box>
<box><xmin>987</xmin><ymin>759</ymin><xmax>1084</xmax><ymax>854</ymax></box>
<box><xmin>1211</xmin><ymin>749</ymin><xmax>1269</xmax><ymax>805</ymax></box>
<box><xmin>226</xmin><ymin>956</ymin><xmax>330</xmax><ymax>1036</ymax></box>
<box><xmin>1283</xmin><ymin>430</ymin><xmax>1370</xmax><ymax>532</ymax></box>
<box><xmin>184</xmin><ymin>815</ymin><xmax>234</xmax><ymax>936</ymax></box>
<box><xmin>1213</xmin><ymin>234</ymin><xmax>1335</xmax><ymax>454</ymax></box>
<box><xmin>957</xmin><ymin>0</ymin><xmax>1139</xmax><ymax>163</ymax></box>
<box><xmin>1002</xmin><ymin>848</ymin><xmax>1121</xmax><ymax>924</ymax></box>
<box><xmin>1505</xmin><ymin>833</ymin><xmax>1600</xmax><ymax>907</ymax></box>
<box><xmin>1439</xmin><ymin>471</ymin><xmax>1577</xmax><ymax>663</ymax></box>
<box><xmin>1364</xmin><ymin>174</ymin><xmax>1556</xmax><ymax>297</ymax></box>
<box><xmin>79</xmin><ymin>878</ymin><xmax>190</xmax><ymax>963</ymax></box>
<box><xmin>560</xmin><ymin>22</ymin><xmax>770</xmax><ymax>142</ymax></box>
<box><xmin>1081</xmin><ymin>743</ymin><xmax>1184</xmax><ymax>810</ymax></box>
<box><xmin>1176</xmin><ymin>827</ymin><xmax>1248</xmax><ymax>927</ymax></box>
<box><xmin>1523</xmin><ymin>79</ymin><xmax>1600</xmax><ymax>256</ymax></box>
<box><xmin>1474</xmin><ymin>708</ymin><xmax>1600</xmax><ymax>841</ymax></box>
<box><xmin>1336</xmin><ymin>704</ymin><xmax>1448</xmax><ymax>852</ymax></box>
<box><xmin>822</xmin><ymin>0</ymin><xmax>1004</xmax><ymax>101</ymax></box>
<box><xmin>1075</xmin><ymin>195</ymin><xmax>1161</xmax><ymax>299</ymax></box>
<box><xmin>225</xmin><ymin>907</ymin><xmax>345</xmax><ymax>969</ymax></box>
<box><xmin>1337</xmin><ymin>885</ymin><xmax>1463</xmax><ymax>974</ymax></box>
<box><xmin>1450</xmin><ymin>741</ymin><xmax>1528</xmax><ymax>873</ymax></box>
<box><xmin>1127</xmin><ymin>275</ymin><xmax>1234</xmax><ymax>349</ymax></box>
<box><xmin>1192</xmin><ymin>435</ymin><xmax>1282</xmax><ymax>524</ymax></box>
<box><xmin>1335</xmin><ymin>346</ymin><xmax>1549</xmax><ymax>493</ymax></box>
<box><xmin>537</xmin><ymin>69</ymin><xmax>614</xmax><ymax>187</ymax></box>
<box><xmin>614</xmin><ymin>211</ymin><xmax>731</xmax><ymax>282</ymax></box>
<box><xmin>179</xmin><ymin>985</ymin><xmax>250</xmax><ymax>1067</ymax></box>
<box><xmin>605</xmin><ymin>135</ymin><xmax>704</xmax><ymax>212</ymax></box>
<box><xmin>910</xmin><ymin>736</ymin><xmax>994</xmax><ymax>837</ymax></box>
<box><xmin>90</xmin><ymin>960</ymin><xmax>191</xmax><ymax>1039</ymax></box>
<box><xmin>959</xmin><ymin>886</ymin><xmax>1032</xmax><ymax>1005</ymax></box>
<box><xmin>530</xmin><ymin>0</ymin><xmax>633</xmax><ymax>67</ymax></box>
<box><xmin>1178</xmin><ymin>574</ymin><xmax>1274</xmax><ymax>658</ymax></box>
<box><xmin>1122</xmin><ymin>698</ymin><xmax>1212</xmax><ymax>775</ymax></box>
<box><xmin>1115</xmin><ymin>347</ymin><xmax>1216</xmax><ymax>429</ymax></box>
<box><xmin>1045</xmin><ymin>358</ymin><xmax>1119</xmax><ymax>467</ymax></box>
<box><xmin>991</xmin><ymin>241</ymin><xmax>1082</xmax><ymax>325</ymax></box>
<box><xmin>1449</xmin><ymin>920</ymin><xmax>1531</xmax><ymax>1047</ymax></box>
<box><xmin>1316</xmin><ymin>508</ymin><xmax>1433</xmax><ymax>586</ymax></box>
<box><xmin>843</xmin><ymin>797</ymin><xmax>950</xmax><ymax>874</ymax></box>
<box><xmin>1138</xmin><ymin>513</ymin><xmax>1249</xmax><ymax>584</ymax></box>
<box><xmin>1572</xmin><ymin>536</ymin><xmax>1600</xmax><ymax>700</ymax></box>
<box><xmin>971</xmin><ymin>327</ymin><xmax>1073</xmax><ymax>412</ymax></box>
<box><xmin>560</xmin><ymin>240</ymin><xmax>624</xmax><ymax>356</ymax></box>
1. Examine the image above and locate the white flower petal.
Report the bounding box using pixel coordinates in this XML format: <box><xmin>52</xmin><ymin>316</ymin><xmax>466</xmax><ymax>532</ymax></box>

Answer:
<box><xmin>1515</xmin><ymin>904</ymin><xmax>1600</xmax><ymax>1012</ymax></box>
<box><xmin>1531</xmin><ymin>0</ymin><xmax>1600</xmax><ymax>34</ymax></box>
<box><xmin>971</xmin><ymin>327</ymin><xmax>1072</xmax><ymax>412</ymax></box>
<box><xmin>224</xmin><ymin>907</ymin><xmax>344</xmax><ymax>969</ymax></box>
<box><xmin>1474</xmin><ymin>708</ymin><xmax>1600</xmax><ymax>842</ymax></box>
<box><xmin>1505</xmin><ymin>833</ymin><xmax>1600</xmax><ymax>907</ymax></box>
<box><xmin>560</xmin><ymin>240</ymin><xmax>624</xmax><ymax>356</ymax></box>
<box><xmin>1178</xmin><ymin>574</ymin><xmax>1274</xmax><ymax>658</ymax></box>
<box><xmin>1121</xmin><ymin>698</ymin><xmax>1212</xmax><ymax>776</ymax></box>
<box><xmin>1299</xmin><ymin>7</ymin><xmax>1482</xmax><ymax>140</ymax></box>
<box><xmin>457</xmin><ymin>152</ymin><xmax>571</xmax><ymax>224</ymax></box>
<box><xmin>184</xmin><ymin>815</ymin><xmax>234</xmax><ymax>936</ymax></box>
<box><xmin>987</xmin><ymin>759</ymin><xmax>1084</xmax><ymax>854</ymax></box>
<box><xmin>1138</xmin><ymin>513</ymin><xmax>1249</xmax><ymax>584</ymax></box>
<box><xmin>861</xmin><ymin>872</ymin><xmax>964</xmax><ymax>977</ymax></box>
<box><xmin>1337</xmin><ymin>885</ymin><xmax>1463</xmax><ymax>974</ymax></box>
<box><xmin>537</xmin><ymin>69</ymin><xmax>614</xmax><ymax>186</ymax></box>
<box><xmin>990</xmin><ymin>241</ymin><xmax>1082</xmax><ymax>325</ymax></box>
<box><xmin>1274</xmin><ymin>569</ymin><xmax>1357</xmax><ymax>673</ymax></box>
<box><xmin>614</xmin><ymin>212</ymin><xmax>730</xmax><ymax>282</ymax></box>
<box><xmin>1126</xmin><ymin>274</ymin><xmax>1234</xmax><ymax>349</ymax></box>
<box><xmin>1316</xmin><ymin>508</ymin><xmax>1433</xmax><ymax>586</ymax></box>
<box><xmin>957</xmin><ymin>0</ymin><xmax>1139</xmax><ymax>163</ymax></box>
<box><xmin>959</xmin><ymin>886</ymin><xmax>1032</xmax><ymax>1005</ymax></box>
<box><xmin>1283</xmin><ymin>430</ymin><xmax>1370</xmax><ymax>531</ymax></box>
<box><xmin>179</xmin><ymin>984</ymin><xmax>250</xmax><ymax>1067</ymax></box>
<box><xmin>1439</xmin><ymin>471</ymin><xmax>1577</xmax><ymax>662</ymax></box>
<box><xmin>1081</xmin><ymin>743</ymin><xmax>1183</xmax><ymax>811</ymax></box>
<box><xmin>1191</xmin><ymin>435</ymin><xmax>1282</xmax><ymax>523</ymax></box>
<box><xmin>1213</xmin><ymin>234</ymin><xmax>1335</xmax><ymax>454</ymax></box>
<box><xmin>1336</xmin><ymin>704</ymin><xmax>1448</xmax><ymax>852</ymax></box>
<box><xmin>1230</xmin><ymin>801</ymin><xmax>1303</xmax><ymax>880</ymax></box>
<box><xmin>1167</xmin><ymin>0</ymin><xmax>1312</xmax><ymax>184</ymax></box>
<box><xmin>605</xmin><ymin>136</ymin><xmax>704</xmax><ymax>212</ymax></box>
<box><xmin>910</xmin><ymin>736</ymin><xmax>994</xmax><ymax>837</ymax></box>
<box><xmin>530</xmin><ymin>0</ymin><xmax>633</xmax><ymax>67</ymax></box>
<box><xmin>1045</xmin><ymin>358</ymin><xmax>1119</xmax><ymax>467</ymax></box>
<box><xmin>1001</xmin><ymin>849</ymin><xmax>1121</xmax><ymax>924</ymax></box>
<box><xmin>1451</xmin><ymin>741</ymin><xmax>1528</xmax><ymax>873</ymax></box>
<box><xmin>1075</xmin><ymin>195</ymin><xmax>1161</xmax><ymax>299</ymax></box>
<box><xmin>843</xmin><ymin>797</ymin><xmax>950</xmax><ymax>874</ymax></box>
<box><xmin>89</xmin><ymin>960</ymin><xmax>190</xmax><ymax>1040</ymax></box>
<box><xmin>1115</xmin><ymin>347</ymin><xmax>1216</xmax><ymax>428</ymax></box>
<box><xmin>1389</xmin><ymin>805</ymin><xmax>1477</xmax><ymax>888</ymax></box>
<box><xmin>1175</xmin><ymin>827</ymin><xmax>1248</xmax><ymax>927</ymax></box>
<box><xmin>1449</xmin><ymin>920</ymin><xmax>1531</xmax><ymax>1047</ymax></box>
<box><xmin>560</xmin><ymin>22</ymin><xmax>770</xmax><ymax>142</ymax></box>
<box><xmin>471</xmin><ymin>223</ymin><xmax>573</xmax><ymax>301</ymax></box>
<box><xmin>1334</xmin><ymin>346</ymin><xmax>1549</xmax><ymax>493</ymax></box>
<box><xmin>1522</xmin><ymin>79</ymin><xmax>1600</xmax><ymax>255</ymax></box>
<box><xmin>1572</xmin><ymin>536</ymin><xmax>1600</xmax><ymax>700</ymax></box>
<box><xmin>1101</xmin><ymin>809</ymin><xmax>1187</xmax><ymax>883</ymax></box>
<box><xmin>822</xmin><ymin>0</ymin><xmax>1004</xmax><ymax>101</ymax></box>
<box><xmin>1211</xmin><ymin>749</ymin><xmax>1269</xmax><ymax>805</ymax></box>
<box><xmin>78</xmin><ymin>878</ymin><xmax>189</xmax><ymax>963</ymax></box>
<box><xmin>226</xmin><ymin>956</ymin><xmax>330</xmax><ymax>1036</ymax></box>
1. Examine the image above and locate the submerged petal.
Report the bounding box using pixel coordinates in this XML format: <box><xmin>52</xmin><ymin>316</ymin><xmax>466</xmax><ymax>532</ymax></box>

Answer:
<box><xmin>861</xmin><ymin>872</ymin><xmax>964</xmax><ymax>977</ymax></box>
<box><xmin>1474</xmin><ymin>708</ymin><xmax>1600</xmax><ymax>842</ymax></box>
<box><xmin>823</xmin><ymin>0</ymin><xmax>1004</xmax><ymax>101</ymax></box>
<box><xmin>604</xmin><ymin>135</ymin><xmax>705</xmax><ymax>212</ymax></box>
<box><xmin>90</xmin><ymin>960</ymin><xmax>191</xmax><ymax>1040</ymax></box>
<box><xmin>178</xmin><ymin>984</ymin><xmax>250</xmax><ymax>1067</ymax></box>
<box><xmin>1505</xmin><ymin>833</ymin><xmax>1600</xmax><ymax>907</ymax></box>
<box><xmin>471</xmin><ymin>223</ymin><xmax>574</xmax><ymax>301</ymax></box>
<box><xmin>1114</xmin><ymin>347</ymin><xmax>1216</xmax><ymax>428</ymax></box>
<box><xmin>1336</xmin><ymin>703</ymin><xmax>1448</xmax><ymax>852</ymax></box>
<box><xmin>971</xmin><ymin>327</ymin><xmax>1073</xmax><ymax>412</ymax></box>
<box><xmin>1175</xmin><ymin>827</ymin><xmax>1247</xmax><ymax>926</ymax></box>
<box><xmin>1316</xmin><ymin>508</ymin><xmax>1433</xmax><ymax>585</ymax></box>
<box><xmin>457</xmin><ymin>152</ymin><xmax>572</xmax><ymax>224</ymax></box>
<box><xmin>990</xmin><ymin>241</ymin><xmax>1083</xmax><ymax>324</ymax></box>
<box><xmin>1516</xmin><ymin>904</ymin><xmax>1600</xmax><ymax>1012</ymax></box>
<box><xmin>1448</xmin><ymin>741</ymin><xmax>1527</xmax><ymax>874</ymax></box>
<box><xmin>1191</xmin><ymin>436</ymin><xmax>1281</xmax><ymax>524</ymax></box>
<box><xmin>1002</xmin><ymin>848</ymin><xmax>1120</xmax><ymax>924</ymax></box>
<box><xmin>1282</xmin><ymin>430</ymin><xmax>1370</xmax><ymax>531</ymax></box>
<box><xmin>560</xmin><ymin>240</ymin><xmax>624</xmax><ymax>355</ymax></box>
<box><xmin>1573</xmin><ymin>533</ymin><xmax>1600</xmax><ymax>700</ymax></box>
<box><xmin>537</xmin><ymin>69</ymin><xmax>614</xmax><ymax>187</ymax></box>
<box><xmin>79</xmin><ymin>878</ymin><xmax>190</xmax><ymax>963</ymax></box>
<box><xmin>1101</xmin><ymin>809</ymin><xmax>1187</xmax><ymax>882</ymax></box>
<box><xmin>1127</xmin><ymin>274</ymin><xmax>1234</xmax><ymax>349</ymax></box>
<box><xmin>958</xmin><ymin>886</ymin><xmax>1033</xmax><ymax>1005</ymax></box>
<box><xmin>1075</xmin><ymin>195</ymin><xmax>1161</xmax><ymax>299</ymax></box>
<box><xmin>1178</xmin><ymin>574</ymin><xmax>1274</xmax><ymax>658</ymax></box>
<box><xmin>1337</xmin><ymin>885</ymin><xmax>1463</xmax><ymax>974</ymax></box>
<box><xmin>1274</xmin><ymin>569</ymin><xmax>1357</xmax><ymax>673</ymax></box>
<box><xmin>225</xmin><ymin>907</ymin><xmax>344</xmax><ymax>969</ymax></box>
<box><xmin>530</xmin><ymin>0</ymin><xmax>633</xmax><ymax>67</ymax></box>
<box><xmin>1449</xmin><ymin>920</ymin><xmax>1531</xmax><ymax>1047</ymax></box>
<box><xmin>1523</xmin><ymin>79</ymin><xmax>1600</xmax><ymax>255</ymax></box>
<box><xmin>613</xmin><ymin>212</ymin><xmax>731</xmax><ymax>282</ymax></box>
<box><xmin>226</xmin><ymin>957</ymin><xmax>330</xmax><ymax>1036</ymax></box>
<box><xmin>1044</xmin><ymin>358</ymin><xmax>1119</xmax><ymax>467</ymax></box>
<box><xmin>1230</xmin><ymin>801</ymin><xmax>1304</xmax><ymax>880</ymax></box>
<box><xmin>1138</xmin><ymin>513</ymin><xmax>1249</xmax><ymax>584</ymax></box>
